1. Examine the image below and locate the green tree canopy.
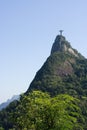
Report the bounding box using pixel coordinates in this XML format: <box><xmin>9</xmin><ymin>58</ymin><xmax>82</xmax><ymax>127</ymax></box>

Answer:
<box><xmin>12</xmin><ymin>91</ymin><xmax>83</xmax><ymax>130</ymax></box>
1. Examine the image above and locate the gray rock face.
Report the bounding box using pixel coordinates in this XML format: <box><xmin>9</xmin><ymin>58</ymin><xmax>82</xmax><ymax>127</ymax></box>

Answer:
<box><xmin>26</xmin><ymin>34</ymin><xmax>85</xmax><ymax>96</ymax></box>
<box><xmin>51</xmin><ymin>35</ymin><xmax>79</xmax><ymax>57</ymax></box>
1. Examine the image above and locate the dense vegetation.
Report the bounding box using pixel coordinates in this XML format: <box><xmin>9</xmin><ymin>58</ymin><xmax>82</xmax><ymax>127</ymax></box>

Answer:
<box><xmin>27</xmin><ymin>52</ymin><xmax>87</xmax><ymax>98</ymax></box>
<box><xmin>0</xmin><ymin>91</ymin><xmax>86</xmax><ymax>130</ymax></box>
<box><xmin>0</xmin><ymin>35</ymin><xmax>87</xmax><ymax>129</ymax></box>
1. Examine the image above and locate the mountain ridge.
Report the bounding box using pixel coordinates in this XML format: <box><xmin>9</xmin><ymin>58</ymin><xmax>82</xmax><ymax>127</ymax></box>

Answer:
<box><xmin>26</xmin><ymin>35</ymin><xmax>87</xmax><ymax>97</ymax></box>
<box><xmin>0</xmin><ymin>95</ymin><xmax>20</xmax><ymax>110</ymax></box>
<box><xmin>0</xmin><ymin>34</ymin><xmax>87</xmax><ymax>130</ymax></box>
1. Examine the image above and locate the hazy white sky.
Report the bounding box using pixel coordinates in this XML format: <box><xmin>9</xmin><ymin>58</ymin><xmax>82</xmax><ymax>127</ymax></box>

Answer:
<box><xmin>0</xmin><ymin>0</ymin><xmax>87</xmax><ymax>103</ymax></box>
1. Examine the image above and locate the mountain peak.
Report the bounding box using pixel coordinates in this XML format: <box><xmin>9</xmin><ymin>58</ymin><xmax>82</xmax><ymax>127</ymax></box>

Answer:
<box><xmin>26</xmin><ymin>33</ymin><xmax>85</xmax><ymax>96</ymax></box>
<box><xmin>51</xmin><ymin>35</ymin><xmax>79</xmax><ymax>57</ymax></box>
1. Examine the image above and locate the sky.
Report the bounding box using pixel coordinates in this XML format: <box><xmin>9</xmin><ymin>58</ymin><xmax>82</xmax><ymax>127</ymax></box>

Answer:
<box><xmin>0</xmin><ymin>0</ymin><xmax>87</xmax><ymax>103</ymax></box>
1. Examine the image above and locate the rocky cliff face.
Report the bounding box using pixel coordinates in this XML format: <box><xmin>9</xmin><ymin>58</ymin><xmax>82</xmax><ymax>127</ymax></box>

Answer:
<box><xmin>51</xmin><ymin>35</ymin><xmax>81</xmax><ymax>57</ymax></box>
<box><xmin>26</xmin><ymin>35</ymin><xmax>87</xmax><ymax>97</ymax></box>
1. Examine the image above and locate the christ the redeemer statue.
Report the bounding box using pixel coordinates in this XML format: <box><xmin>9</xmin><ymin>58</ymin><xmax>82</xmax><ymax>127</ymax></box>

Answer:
<box><xmin>59</xmin><ymin>30</ymin><xmax>63</xmax><ymax>36</ymax></box>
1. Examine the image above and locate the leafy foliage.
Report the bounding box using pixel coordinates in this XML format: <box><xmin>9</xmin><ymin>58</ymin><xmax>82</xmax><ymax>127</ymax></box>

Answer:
<box><xmin>27</xmin><ymin>51</ymin><xmax>87</xmax><ymax>98</ymax></box>
<box><xmin>10</xmin><ymin>91</ymin><xmax>83</xmax><ymax>130</ymax></box>
<box><xmin>0</xmin><ymin>91</ymin><xmax>84</xmax><ymax>130</ymax></box>
<box><xmin>0</xmin><ymin>35</ymin><xmax>87</xmax><ymax>130</ymax></box>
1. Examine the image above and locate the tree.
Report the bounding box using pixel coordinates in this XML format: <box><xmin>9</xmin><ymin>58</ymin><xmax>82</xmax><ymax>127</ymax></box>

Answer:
<box><xmin>12</xmin><ymin>91</ymin><xmax>83</xmax><ymax>130</ymax></box>
<box><xmin>0</xmin><ymin>127</ymin><xmax>4</xmax><ymax>130</ymax></box>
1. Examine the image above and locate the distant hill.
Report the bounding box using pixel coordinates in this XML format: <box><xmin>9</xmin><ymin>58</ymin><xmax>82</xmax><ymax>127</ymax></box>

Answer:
<box><xmin>0</xmin><ymin>95</ymin><xmax>20</xmax><ymax>110</ymax></box>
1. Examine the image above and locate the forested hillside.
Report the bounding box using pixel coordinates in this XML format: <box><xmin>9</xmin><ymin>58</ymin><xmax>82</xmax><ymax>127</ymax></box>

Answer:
<box><xmin>0</xmin><ymin>34</ymin><xmax>87</xmax><ymax>130</ymax></box>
